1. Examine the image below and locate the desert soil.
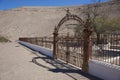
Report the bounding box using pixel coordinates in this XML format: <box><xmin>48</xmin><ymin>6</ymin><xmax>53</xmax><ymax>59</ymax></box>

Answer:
<box><xmin>0</xmin><ymin>42</ymin><xmax>101</xmax><ymax>80</ymax></box>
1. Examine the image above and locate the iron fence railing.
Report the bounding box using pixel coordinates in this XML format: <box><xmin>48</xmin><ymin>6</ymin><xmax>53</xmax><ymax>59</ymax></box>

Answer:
<box><xmin>19</xmin><ymin>37</ymin><xmax>53</xmax><ymax>49</ymax></box>
<box><xmin>92</xmin><ymin>34</ymin><xmax>120</xmax><ymax>66</ymax></box>
<box><xmin>19</xmin><ymin>33</ymin><xmax>120</xmax><ymax>66</ymax></box>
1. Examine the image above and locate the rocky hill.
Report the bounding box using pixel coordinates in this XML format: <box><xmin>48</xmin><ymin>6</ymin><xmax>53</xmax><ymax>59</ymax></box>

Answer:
<box><xmin>0</xmin><ymin>1</ymin><xmax>119</xmax><ymax>41</ymax></box>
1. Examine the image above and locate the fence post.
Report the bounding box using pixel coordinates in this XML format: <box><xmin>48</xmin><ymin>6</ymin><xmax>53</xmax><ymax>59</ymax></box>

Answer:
<box><xmin>66</xmin><ymin>33</ymin><xmax>70</xmax><ymax>63</ymax></box>
<box><xmin>35</xmin><ymin>37</ymin><xmax>38</xmax><ymax>45</ymax></box>
<box><xmin>42</xmin><ymin>38</ymin><xmax>44</xmax><ymax>47</ymax></box>
<box><xmin>53</xmin><ymin>27</ymin><xmax>58</xmax><ymax>59</ymax></box>
<box><xmin>82</xmin><ymin>19</ymin><xmax>93</xmax><ymax>73</ymax></box>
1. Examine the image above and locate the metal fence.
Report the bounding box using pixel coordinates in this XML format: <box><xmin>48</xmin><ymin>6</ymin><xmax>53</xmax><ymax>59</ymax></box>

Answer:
<box><xmin>19</xmin><ymin>33</ymin><xmax>120</xmax><ymax>66</ymax></box>
<box><xmin>92</xmin><ymin>34</ymin><xmax>120</xmax><ymax>66</ymax></box>
<box><xmin>19</xmin><ymin>35</ymin><xmax>84</xmax><ymax>68</ymax></box>
<box><xmin>57</xmin><ymin>35</ymin><xmax>84</xmax><ymax>68</ymax></box>
<box><xmin>19</xmin><ymin>37</ymin><xmax>53</xmax><ymax>49</ymax></box>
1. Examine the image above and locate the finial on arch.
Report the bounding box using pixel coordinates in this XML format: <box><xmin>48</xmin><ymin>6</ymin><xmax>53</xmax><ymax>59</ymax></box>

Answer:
<box><xmin>65</xmin><ymin>8</ymin><xmax>71</xmax><ymax>16</ymax></box>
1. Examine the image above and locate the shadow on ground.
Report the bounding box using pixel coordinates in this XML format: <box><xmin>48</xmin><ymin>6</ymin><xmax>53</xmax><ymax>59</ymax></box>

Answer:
<box><xmin>32</xmin><ymin>55</ymin><xmax>103</xmax><ymax>80</ymax></box>
<box><xmin>19</xmin><ymin>43</ymin><xmax>102</xmax><ymax>80</ymax></box>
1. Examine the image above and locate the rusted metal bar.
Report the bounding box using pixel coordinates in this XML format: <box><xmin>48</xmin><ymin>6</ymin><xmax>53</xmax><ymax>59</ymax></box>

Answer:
<box><xmin>66</xmin><ymin>33</ymin><xmax>70</xmax><ymax>63</ymax></box>
<box><xmin>53</xmin><ymin>27</ymin><xmax>58</xmax><ymax>59</ymax></box>
<box><xmin>82</xmin><ymin>19</ymin><xmax>93</xmax><ymax>72</ymax></box>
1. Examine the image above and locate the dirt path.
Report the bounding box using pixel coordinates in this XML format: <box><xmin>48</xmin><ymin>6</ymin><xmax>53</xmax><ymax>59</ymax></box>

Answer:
<box><xmin>0</xmin><ymin>42</ymin><xmax>101</xmax><ymax>80</ymax></box>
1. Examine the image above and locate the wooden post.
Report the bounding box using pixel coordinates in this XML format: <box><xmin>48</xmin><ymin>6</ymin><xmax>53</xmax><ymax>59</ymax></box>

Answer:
<box><xmin>82</xmin><ymin>19</ymin><xmax>92</xmax><ymax>72</ymax></box>
<box><xmin>53</xmin><ymin>27</ymin><xmax>58</xmax><ymax>59</ymax></box>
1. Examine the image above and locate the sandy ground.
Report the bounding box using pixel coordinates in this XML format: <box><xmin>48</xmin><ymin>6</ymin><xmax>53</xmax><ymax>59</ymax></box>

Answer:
<box><xmin>0</xmin><ymin>42</ymin><xmax>101</xmax><ymax>80</ymax></box>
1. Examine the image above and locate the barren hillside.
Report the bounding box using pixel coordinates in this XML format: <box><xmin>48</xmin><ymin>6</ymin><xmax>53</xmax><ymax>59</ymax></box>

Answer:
<box><xmin>0</xmin><ymin>1</ymin><xmax>119</xmax><ymax>41</ymax></box>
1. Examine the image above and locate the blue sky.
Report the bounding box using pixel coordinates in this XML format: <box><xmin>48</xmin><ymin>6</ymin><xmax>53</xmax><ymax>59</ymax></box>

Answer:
<box><xmin>0</xmin><ymin>0</ymin><xmax>108</xmax><ymax>10</ymax></box>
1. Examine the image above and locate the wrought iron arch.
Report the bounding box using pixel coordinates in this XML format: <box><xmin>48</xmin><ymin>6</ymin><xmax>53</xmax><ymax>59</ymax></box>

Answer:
<box><xmin>53</xmin><ymin>9</ymin><xmax>93</xmax><ymax>73</ymax></box>
<box><xmin>53</xmin><ymin>10</ymin><xmax>85</xmax><ymax>60</ymax></box>
<box><xmin>55</xmin><ymin>10</ymin><xmax>84</xmax><ymax>33</ymax></box>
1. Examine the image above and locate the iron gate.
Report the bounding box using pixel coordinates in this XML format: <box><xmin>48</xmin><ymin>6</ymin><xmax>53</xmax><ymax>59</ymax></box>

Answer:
<box><xmin>53</xmin><ymin>9</ymin><xmax>92</xmax><ymax>72</ymax></box>
<box><xmin>57</xmin><ymin>34</ymin><xmax>84</xmax><ymax>68</ymax></box>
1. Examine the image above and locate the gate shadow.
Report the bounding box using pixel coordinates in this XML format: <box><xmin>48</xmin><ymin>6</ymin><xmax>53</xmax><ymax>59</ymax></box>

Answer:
<box><xmin>32</xmin><ymin>55</ymin><xmax>102</xmax><ymax>80</ymax></box>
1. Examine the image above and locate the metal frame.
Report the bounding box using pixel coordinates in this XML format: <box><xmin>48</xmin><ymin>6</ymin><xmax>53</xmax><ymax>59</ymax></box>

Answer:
<box><xmin>53</xmin><ymin>9</ymin><xmax>93</xmax><ymax>72</ymax></box>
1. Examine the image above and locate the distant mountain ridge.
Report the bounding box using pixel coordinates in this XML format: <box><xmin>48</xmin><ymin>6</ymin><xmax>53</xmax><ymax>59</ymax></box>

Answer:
<box><xmin>0</xmin><ymin>1</ymin><xmax>119</xmax><ymax>41</ymax></box>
